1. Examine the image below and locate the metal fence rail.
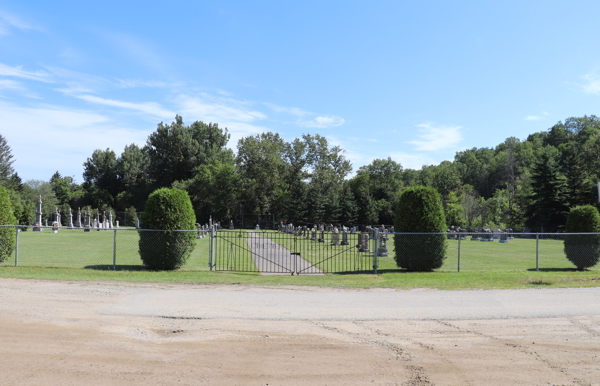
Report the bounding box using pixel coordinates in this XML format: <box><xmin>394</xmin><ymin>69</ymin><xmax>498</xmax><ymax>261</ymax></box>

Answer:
<box><xmin>1</xmin><ymin>225</ymin><xmax>599</xmax><ymax>273</ymax></box>
<box><xmin>0</xmin><ymin>225</ymin><xmax>210</xmax><ymax>270</ymax></box>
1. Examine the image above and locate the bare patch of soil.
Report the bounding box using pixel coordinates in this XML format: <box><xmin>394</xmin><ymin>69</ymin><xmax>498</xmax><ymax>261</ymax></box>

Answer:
<box><xmin>0</xmin><ymin>279</ymin><xmax>599</xmax><ymax>386</ymax></box>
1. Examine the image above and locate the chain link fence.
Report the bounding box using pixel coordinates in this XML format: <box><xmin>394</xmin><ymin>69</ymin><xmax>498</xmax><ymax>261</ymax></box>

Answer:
<box><xmin>1</xmin><ymin>225</ymin><xmax>599</xmax><ymax>272</ymax></box>
<box><xmin>0</xmin><ymin>225</ymin><xmax>210</xmax><ymax>270</ymax></box>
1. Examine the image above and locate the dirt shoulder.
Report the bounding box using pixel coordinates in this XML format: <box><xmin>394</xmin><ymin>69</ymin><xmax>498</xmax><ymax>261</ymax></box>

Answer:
<box><xmin>1</xmin><ymin>278</ymin><xmax>599</xmax><ymax>386</ymax></box>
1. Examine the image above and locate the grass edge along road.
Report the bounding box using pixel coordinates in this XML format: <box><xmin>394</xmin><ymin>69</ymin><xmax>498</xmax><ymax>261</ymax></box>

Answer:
<box><xmin>1</xmin><ymin>265</ymin><xmax>600</xmax><ymax>290</ymax></box>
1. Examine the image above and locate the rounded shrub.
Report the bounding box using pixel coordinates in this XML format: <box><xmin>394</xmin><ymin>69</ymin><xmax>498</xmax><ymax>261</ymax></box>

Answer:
<box><xmin>564</xmin><ymin>205</ymin><xmax>600</xmax><ymax>270</ymax></box>
<box><xmin>394</xmin><ymin>186</ymin><xmax>447</xmax><ymax>271</ymax></box>
<box><xmin>138</xmin><ymin>188</ymin><xmax>196</xmax><ymax>270</ymax></box>
<box><xmin>0</xmin><ymin>186</ymin><xmax>16</xmax><ymax>262</ymax></box>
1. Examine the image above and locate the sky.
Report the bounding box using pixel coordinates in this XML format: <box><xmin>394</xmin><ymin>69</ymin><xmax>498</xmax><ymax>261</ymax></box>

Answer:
<box><xmin>1</xmin><ymin>0</ymin><xmax>600</xmax><ymax>183</ymax></box>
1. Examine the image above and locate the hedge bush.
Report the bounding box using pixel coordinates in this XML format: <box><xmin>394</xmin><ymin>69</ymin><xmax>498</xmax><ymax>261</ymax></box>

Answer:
<box><xmin>564</xmin><ymin>205</ymin><xmax>600</xmax><ymax>270</ymax></box>
<box><xmin>138</xmin><ymin>188</ymin><xmax>196</xmax><ymax>270</ymax></box>
<box><xmin>394</xmin><ymin>186</ymin><xmax>447</xmax><ymax>271</ymax></box>
<box><xmin>0</xmin><ymin>186</ymin><xmax>16</xmax><ymax>262</ymax></box>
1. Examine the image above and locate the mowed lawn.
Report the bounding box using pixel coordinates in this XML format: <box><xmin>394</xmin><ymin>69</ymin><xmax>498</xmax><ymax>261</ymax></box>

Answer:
<box><xmin>260</xmin><ymin>231</ymin><xmax>591</xmax><ymax>273</ymax></box>
<box><xmin>2</xmin><ymin>228</ymin><xmax>211</xmax><ymax>270</ymax></box>
<box><xmin>1</xmin><ymin>229</ymin><xmax>596</xmax><ymax>273</ymax></box>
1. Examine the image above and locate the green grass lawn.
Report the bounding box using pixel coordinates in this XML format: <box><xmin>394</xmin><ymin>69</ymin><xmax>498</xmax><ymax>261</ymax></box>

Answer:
<box><xmin>1</xmin><ymin>229</ymin><xmax>599</xmax><ymax>290</ymax></box>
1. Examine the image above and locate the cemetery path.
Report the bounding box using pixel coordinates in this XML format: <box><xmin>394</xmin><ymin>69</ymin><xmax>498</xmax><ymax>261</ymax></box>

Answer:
<box><xmin>246</xmin><ymin>231</ymin><xmax>323</xmax><ymax>275</ymax></box>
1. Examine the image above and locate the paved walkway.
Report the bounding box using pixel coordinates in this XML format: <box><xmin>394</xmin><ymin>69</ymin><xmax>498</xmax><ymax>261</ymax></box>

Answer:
<box><xmin>247</xmin><ymin>232</ymin><xmax>323</xmax><ymax>275</ymax></box>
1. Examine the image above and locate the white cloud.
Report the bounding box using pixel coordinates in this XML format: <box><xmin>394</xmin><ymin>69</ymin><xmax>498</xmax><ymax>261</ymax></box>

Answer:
<box><xmin>263</xmin><ymin>103</ymin><xmax>311</xmax><ymax>117</ymax></box>
<box><xmin>387</xmin><ymin>152</ymin><xmax>437</xmax><ymax>170</ymax></box>
<box><xmin>177</xmin><ymin>94</ymin><xmax>267</xmax><ymax>123</ymax></box>
<box><xmin>0</xmin><ymin>10</ymin><xmax>40</xmax><ymax>35</ymax></box>
<box><xmin>0</xmin><ymin>101</ymin><xmax>147</xmax><ymax>181</ymax></box>
<box><xmin>524</xmin><ymin>115</ymin><xmax>542</xmax><ymax>121</ymax></box>
<box><xmin>0</xmin><ymin>63</ymin><xmax>51</xmax><ymax>82</ymax></box>
<box><xmin>299</xmin><ymin>115</ymin><xmax>345</xmax><ymax>128</ymax></box>
<box><xmin>408</xmin><ymin>123</ymin><xmax>462</xmax><ymax>151</ymax></box>
<box><xmin>580</xmin><ymin>73</ymin><xmax>600</xmax><ymax>94</ymax></box>
<box><xmin>0</xmin><ymin>79</ymin><xmax>23</xmax><ymax>90</ymax></box>
<box><xmin>74</xmin><ymin>94</ymin><xmax>175</xmax><ymax>119</ymax></box>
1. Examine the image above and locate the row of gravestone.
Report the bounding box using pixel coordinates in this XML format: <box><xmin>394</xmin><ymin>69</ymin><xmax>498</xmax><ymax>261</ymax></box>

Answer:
<box><xmin>32</xmin><ymin>197</ymin><xmax>132</xmax><ymax>233</ymax></box>
<box><xmin>196</xmin><ymin>216</ymin><xmax>222</xmax><ymax>239</ymax></box>
<box><xmin>277</xmin><ymin>224</ymin><xmax>393</xmax><ymax>256</ymax></box>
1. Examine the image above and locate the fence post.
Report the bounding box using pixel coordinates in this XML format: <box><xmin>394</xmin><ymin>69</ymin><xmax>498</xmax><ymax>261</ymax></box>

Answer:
<box><xmin>457</xmin><ymin>236</ymin><xmax>461</xmax><ymax>272</ymax></box>
<box><xmin>112</xmin><ymin>229</ymin><xmax>117</xmax><ymax>271</ymax></box>
<box><xmin>15</xmin><ymin>227</ymin><xmax>20</xmax><ymax>267</ymax></box>
<box><xmin>372</xmin><ymin>231</ymin><xmax>379</xmax><ymax>274</ymax></box>
<box><xmin>210</xmin><ymin>226</ymin><xmax>216</xmax><ymax>270</ymax></box>
<box><xmin>535</xmin><ymin>233</ymin><xmax>539</xmax><ymax>271</ymax></box>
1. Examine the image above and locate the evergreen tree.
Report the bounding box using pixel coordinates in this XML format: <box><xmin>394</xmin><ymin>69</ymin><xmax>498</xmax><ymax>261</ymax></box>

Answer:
<box><xmin>0</xmin><ymin>135</ymin><xmax>14</xmax><ymax>186</ymax></box>
<box><xmin>525</xmin><ymin>148</ymin><xmax>569</xmax><ymax>231</ymax></box>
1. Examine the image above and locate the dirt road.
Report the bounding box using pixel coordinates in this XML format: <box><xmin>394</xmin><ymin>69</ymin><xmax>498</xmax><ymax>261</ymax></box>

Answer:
<box><xmin>1</xmin><ymin>279</ymin><xmax>599</xmax><ymax>386</ymax></box>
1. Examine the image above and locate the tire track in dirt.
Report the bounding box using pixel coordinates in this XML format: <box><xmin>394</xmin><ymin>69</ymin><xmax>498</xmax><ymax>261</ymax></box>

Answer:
<box><xmin>352</xmin><ymin>321</ymin><xmax>474</xmax><ymax>386</ymax></box>
<box><xmin>433</xmin><ymin>320</ymin><xmax>594</xmax><ymax>386</ymax></box>
<box><xmin>308</xmin><ymin>321</ymin><xmax>434</xmax><ymax>386</ymax></box>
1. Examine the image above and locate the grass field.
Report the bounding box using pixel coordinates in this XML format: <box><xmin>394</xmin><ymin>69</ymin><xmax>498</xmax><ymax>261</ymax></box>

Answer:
<box><xmin>1</xmin><ymin>228</ymin><xmax>599</xmax><ymax>290</ymax></box>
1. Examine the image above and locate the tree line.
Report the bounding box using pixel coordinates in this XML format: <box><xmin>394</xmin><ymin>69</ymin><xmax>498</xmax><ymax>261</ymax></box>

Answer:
<box><xmin>1</xmin><ymin>114</ymin><xmax>599</xmax><ymax>231</ymax></box>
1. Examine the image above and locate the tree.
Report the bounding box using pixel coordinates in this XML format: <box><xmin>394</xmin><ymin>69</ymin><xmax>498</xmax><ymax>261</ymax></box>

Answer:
<box><xmin>525</xmin><ymin>148</ymin><xmax>569</xmax><ymax>231</ymax></box>
<box><xmin>356</xmin><ymin>157</ymin><xmax>403</xmax><ymax>224</ymax></box>
<box><xmin>21</xmin><ymin>180</ymin><xmax>58</xmax><ymax>224</ymax></box>
<box><xmin>0</xmin><ymin>186</ymin><xmax>16</xmax><ymax>262</ymax></box>
<box><xmin>394</xmin><ymin>186</ymin><xmax>447</xmax><ymax>271</ymax></box>
<box><xmin>82</xmin><ymin>149</ymin><xmax>119</xmax><ymax>208</ymax></box>
<box><xmin>175</xmin><ymin>158</ymin><xmax>241</xmax><ymax>224</ymax></box>
<box><xmin>236</xmin><ymin>132</ymin><xmax>287</xmax><ymax>216</ymax></box>
<box><xmin>146</xmin><ymin>116</ymin><xmax>230</xmax><ymax>189</ymax></box>
<box><xmin>564</xmin><ymin>206</ymin><xmax>600</xmax><ymax>270</ymax></box>
<box><xmin>0</xmin><ymin>134</ymin><xmax>14</xmax><ymax>187</ymax></box>
<box><xmin>116</xmin><ymin>144</ymin><xmax>150</xmax><ymax>210</ymax></box>
<box><xmin>138</xmin><ymin>188</ymin><xmax>196</xmax><ymax>270</ymax></box>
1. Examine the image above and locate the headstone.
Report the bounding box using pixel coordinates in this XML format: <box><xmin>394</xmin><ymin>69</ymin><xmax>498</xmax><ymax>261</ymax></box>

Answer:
<box><xmin>341</xmin><ymin>230</ymin><xmax>349</xmax><ymax>245</ymax></box>
<box><xmin>68</xmin><ymin>207</ymin><xmax>73</xmax><ymax>229</ymax></box>
<box><xmin>109</xmin><ymin>211</ymin><xmax>114</xmax><ymax>229</ymax></box>
<box><xmin>84</xmin><ymin>211</ymin><xmax>91</xmax><ymax>232</ymax></box>
<box><xmin>136</xmin><ymin>218</ymin><xmax>140</xmax><ymax>229</ymax></box>
<box><xmin>33</xmin><ymin>196</ymin><xmax>43</xmax><ymax>231</ymax></box>
<box><xmin>318</xmin><ymin>230</ymin><xmax>325</xmax><ymax>243</ymax></box>
<box><xmin>311</xmin><ymin>228</ymin><xmax>316</xmax><ymax>241</ymax></box>
<box><xmin>331</xmin><ymin>231</ymin><xmax>340</xmax><ymax>246</ymax></box>
<box><xmin>116</xmin><ymin>220</ymin><xmax>119</xmax><ymax>228</ymax></box>
<box><xmin>45</xmin><ymin>219</ymin><xmax>48</xmax><ymax>227</ymax></box>
<box><xmin>75</xmin><ymin>207</ymin><xmax>81</xmax><ymax>228</ymax></box>
<box><xmin>358</xmin><ymin>233</ymin><xmax>369</xmax><ymax>252</ymax></box>
<box><xmin>256</xmin><ymin>224</ymin><xmax>260</xmax><ymax>230</ymax></box>
<box><xmin>229</xmin><ymin>220</ymin><xmax>234</xmax><ymax>230</ymax></box>
<box><xmin>499</xmin><ymin>232</ymin><xmax>508</xmax><ymax>243</ymax></box>
<box><xmin>377</xmin><ymin>231</ymin><xmax>388</xmax><ymax>257</ymax></box>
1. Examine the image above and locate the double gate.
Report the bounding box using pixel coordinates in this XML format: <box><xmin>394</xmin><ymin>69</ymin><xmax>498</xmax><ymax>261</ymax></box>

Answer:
<box><xmin>212</xmin><ymin>230</ymin><xmax>378</xmax><ymax>274</ymax></box>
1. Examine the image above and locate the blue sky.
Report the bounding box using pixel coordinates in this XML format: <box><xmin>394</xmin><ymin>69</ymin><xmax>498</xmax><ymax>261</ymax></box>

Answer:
<box><xmin>1</xmin><ymin>1</ymin><xmax>600</xmax><ymax>183</ymax></box>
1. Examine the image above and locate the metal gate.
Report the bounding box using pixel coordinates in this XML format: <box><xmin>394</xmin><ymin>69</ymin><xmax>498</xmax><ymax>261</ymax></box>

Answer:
<box><xmin>213</xmin><ymin>230</ymin><xmax>377</xmax><ymax>274</ymax></box>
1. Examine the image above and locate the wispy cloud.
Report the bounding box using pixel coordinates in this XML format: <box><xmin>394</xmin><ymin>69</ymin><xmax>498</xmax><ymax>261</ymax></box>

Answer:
<box><xmin>0</xmin><ymin>100</ymin><xmax>147</xmax><ymax>181</ymax></box>
<box><xmin>74</xmin><ymin>94</ymin><xmax>175</xmax><ymax>119</ymax></box>
<box><xmin>263</xmin><ymin>103</ymin><xmax>311</xmax><ymax>117</ymax></box>
<box><xmin>0</xmin><ymin>63</ymin><xmax>52</xmax><ymax>82</ymax></box>
<box><xmin>524</xmin><ymin>115</ymin><xmax>542</xmax><ymax>121</ymax></box>
<box><xmin>177</xmin><ymin>94</ymin><xmax>267</xmax><ymax>123</ymax></box>
<box><xmin>0</xmin><ymin>79</ymin><xmax>23</xmax><ymax>90</ymax></box>
<box><xmin>408</xmin><ymin>123</ymin><xmax>462</xmax><ymax>151</ymax></box>
<box><xmin>299</xmin><ymin>115</ymin><xmax>345</xmax><ymax>128</ymax></box>
<box><xmin>580</xmin><ymin>73</ymin><xmax>600</xmax><ymax>94</ymax></box>
<box><xmin>388</xmin><ymin>152</ymin><xmax>437</xmax><ymax>170</ymax></box>
<box><xmin>0</xmin><ymin>10</ymin><xmax>41</xmax><ymax>35</ymax></box>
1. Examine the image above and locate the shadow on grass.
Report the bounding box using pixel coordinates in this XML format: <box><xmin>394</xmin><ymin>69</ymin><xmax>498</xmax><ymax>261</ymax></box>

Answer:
<box><xmin>527</xmin><ymin>268</ymin><xmax>580</xmax><ymax>272</ymax></box>
<box><xmin>334</xmin><ymin>268</ymin><xmax>407</xmax><ymax>275</ymax></box>
<box><xmin>85</xmin><ymin>265</ymin><xmax>147</xmax><ymax>271</ymax></box>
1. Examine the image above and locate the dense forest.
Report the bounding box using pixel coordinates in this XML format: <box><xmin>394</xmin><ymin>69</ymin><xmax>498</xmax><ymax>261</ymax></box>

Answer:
<box><xmin>2</xmin><ymin>114</ymin><xmax>599</xmax><ymax>231</ymax></box>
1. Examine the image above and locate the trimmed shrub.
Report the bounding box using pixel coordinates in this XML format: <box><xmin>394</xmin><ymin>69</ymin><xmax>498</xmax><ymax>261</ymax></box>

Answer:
<box><xmin>394</xmin><ymin>186</ymin><xmax>447</xmax><ymax>271</ymax></box>
<box><xmin>138</xmin><ymin>188</ymin><xmax>196</xmax><ymax>270</ymax></box>
<box><xmin>0</xmin><ymin>186</ymin><xmax>16</xmax><ymax>262</ymax></box>
<box><xmin>564</xmin><ymin>205</ymin><xmax>600</xmax><ymax>270</ymax></box>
